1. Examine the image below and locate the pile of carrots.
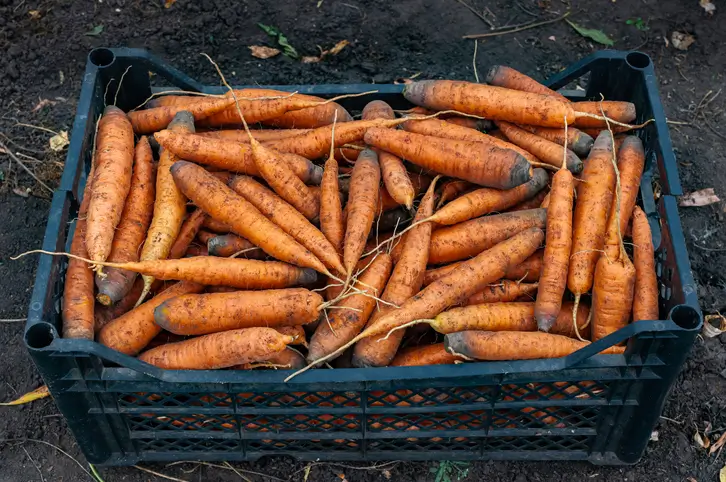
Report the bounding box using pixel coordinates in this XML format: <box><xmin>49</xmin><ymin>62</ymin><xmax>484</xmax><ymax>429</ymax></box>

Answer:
<box><xmin>56</xmin><ymin>64</ymin><xmax>658</xmax><ymax>376</ymax></box>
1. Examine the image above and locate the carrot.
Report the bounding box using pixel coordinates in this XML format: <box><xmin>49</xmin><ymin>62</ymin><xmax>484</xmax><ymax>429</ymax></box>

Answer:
<box><xmin>95</xmin><ymin>277</ymin><xmax>145</xmax><ymax>333</ymax></box>
<box><xmin>496</xmin><ymin>121</ymin><xmax>583</xmax><ymax>173</ymax></box>
<box><xmin>235</xmin><ymin>347</ymin><xmax>306</xmax><ymax>370</ymax></box>
<box><xmin>519</xmin><ymin>125</ymin><xmax>594</xmax><ymax>157</ymax></box>
<box><xmin>507</xmin><ymin>189</ymin><xmax>549</xmax><ymax>212</ymax></box>
<box><xmin>98</xmin><ymin>281</ymin><xmax>204</xmax><ymax>356</ymax></box>
<box><xmin>137</xmin><ymin>112</ymin><xmax>194</xmax><ymax>305</ymax></box>
<box><xmin>442</xmin><ymin>116</ymin><xmax>492</xmax><ymax>131</ymax></box>
<box><xmin>184</xmin><ymin>245</ymin><xmax>208</xmax><ymax>257</ymax></box>
<box><xmin>291</xmin><ymin>227</ymin><xmax>544</xmax><ymax>377</ymax></box>
<box><xmin>464</xmin><ymin>280</ymin><xmax>539</xmax><ymax>305</ymax></box>
<box><xmin>199</xmin><ymin>129</ymin><xmax>312</xmax><ymax>142</ymax></box>
<box><xmin>153</xmin><ymin>130</ymin><xmax>322</xmax><ymax>184</ymax></box>
<box><xmin>85</xmin><ymin>106</ymin><xmax>135</xmax><ymax>265</ymax></box>
<box><xmin>168</xmin><ymin>209</ymin><xmax>207</xmax><ymax>260</ymax></box>
<box><xmin>485</xmin><ymin>65</ymin><xmax>567</xmax><ymax>101</ymax></box>
<box><xmin>343</xmin><ymin>149</ymin><xmax>381</xmax><ymax>274</ymax></box>
<box><xmin>430</xmin><ymin>168</ymin><xmax>548</xmax><ymax>225</ymax></box>
<box><xmin>505</xmin><ymin>250</ymin><xmax>544</xmax><ymax>282</ymax></box>
<box><xmin>535</xmin><ymin>152</ymin><xmax>575</xmax><ymax>331</ymax></box>
<box><xmin>572</xmin><ymin>101</ymin><xmax>636</xmax><ymax>128</ymax></box>
<box><xmin>351</xmin><ymin>178</ymin><xmax>439</xmax><ymax>368</ymax></box>
<box><xmin>171</xmin><ymin>161</ymin><xmax>329</xmax><ymax>274</ymax></box>
<box><xmin>129</xmin><ymin>97</ymin><xmax>235</xmax><ymax>134</ymax></box>
<box><xmin>554</xmin><ymin>301</ymin><xmax>592</xmax><ymax>340</ymax></box>
<box><xmin>362</xmin><ymin>100</ymin><xmax>416</xmax><ymax>209</ymax></box>
<box><xmin>444</xmin><ymin>330</ymin><xmax>622</xmax><ymax>361</ymax></box>
<box><xmin>378</xmin><ymin>174</ymin><xmax>431</xmax><ymax>214</ymax></box>
<box><xmin>207</xmin><ymin>233</ymin><xmax>265</xmax><ymax>259</ymax></box>
<box><xmin>591</xmin><ymin>252</ymin><xmax>636</xmax><ymax>341</ymax></box>
<box><xmin>228</xmin><ymin>175</ymin><xmax>344</xmax><ymax>274</ymax></box>
<box><xmin>154</xmin><ymin>288</ymin><xmax>323</xmax><ymax>335</ymax></box>
<box><xmin>264</xmin><ymin>101</ymin><xmax>353</xmax><ymax>128</ymax></box>
<box><xmin>195</xmin><ymin>230</ymin><xmax>216</xmax><ymax>245</ymax></box>
<box><xmin>390</xmin><ymin>343</ymin><xmax>463</xmax><ymax>367</ymax></box>
<box><xmin>95</xmin><ymin>137</ymin><xmax>156</xmax><ymax>306</ymax></box>
<box><xmin>63</xmin><ymin>158</ymin><xmax>96</xmax><ymax>339</ymax></box>
<box><xmin>603</xmin><ymin>136</ymin><xmax>645</xmax><ymax>258</ymax></box>
<box><xmin>364</xmin><ymin>128</ymin><xmax>531</xmax><ymax>189</ymax></box>
<box><xmin>307</xmin><ymin>253</ymin><xmax>393</xmax><ymax>361</ymax></box>
<box><xmin>201</xmin><ymin>217</ymin><xmax>231</xmax><ymax>234</ymax></box>
<box><xmin>320</xmin><ymin>155</ymin><xmax>345</xmax><ymax>254</ymax></box>
<box><xmin>403</xmin><ymin>80</ymin><xmax>576</xmax><ymax>127</ymax></box>
<box><xmin>274</xmin><ymin>325</ymin><xmax>307</xmax><ymax>344</ymax></box>
<box><xmin>631</xmin><ymin>206</ymin><xmax>659</xmax><ymax>322</ymax></box>
<box><xmin>539</xmin><ymin>192</ymin><xmax>551</xmax><ymax>209</ymax></box>
<box><xmin>138</xmin><ymin>327</ymin><xmax>294</xmax><ymax>370</ymax></box>
<box><xmin>437</xmin><ymin>180</ymin><xmax>476</xmax><ymax>208</ymax></box>
<box><xmin>428</xmin><ymin>208</ymin><xmax>546</xmax><ymax>264</ymax></box>
<box><xmin>568</xmin><ymin>131</ymin><xmax>616</xmax><ymax>308</ymax></box>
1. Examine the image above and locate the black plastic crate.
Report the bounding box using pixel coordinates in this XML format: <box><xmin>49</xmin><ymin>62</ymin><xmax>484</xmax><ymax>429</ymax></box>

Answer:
<box><xmin>25</xmin><ymin>48</ymin><xmax>701</xmax><ymax>466</ymax></box>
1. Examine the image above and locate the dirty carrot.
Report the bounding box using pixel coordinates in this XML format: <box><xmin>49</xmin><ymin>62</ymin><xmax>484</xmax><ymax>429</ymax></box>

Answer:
<box><xmin>504</xmin><ymin>250</ymin><xmax>544</xmax><ymax>282</ymax></box>
<box><xmin>591</xmin><ymin>251</ymin><xmax>636</xmax><ymax>341</ymax></box>
<box><xmin>265</xmin><ymin>100</ymin><xmax>353</xmax><ymax>128</ymax></box>
<box><xmin>207</xmin><ymin>233</ymin><xmax>265</xmax><ymax>259</ymax></box>
<box><xmin>199</xmin><ymin>128</ymin><xmax>312</xmax><ymax>142</ymax></box>
<box><xmin>390</xmin><ymin>343</ymin><xmax>464</xmax><ymax>367</ymax></box>
<box><xmin>464</xmin><ymin>280</ymin><xmax>539</xmax><ymax>305</ymax></box>
<box><xmin>201</xmin><ymin>216</ymin><xmax>232</xmax><ymax>234</ymax></box>
<box><xmin>485</xmin><ymin>65</ymin><xmax>567</xmax><ymax>101</ymax></box>
<box><xmin>95</xmin><ymin>277</ymin><xmax>145</xmax><ymax>333</ymax></box>
<box><xmin>343</xmin><ymin>149</ymin><xmax>381</xmax><ymax>274</ymax></box>
<box><xmin>320</xmin><ymin>152</ymin><xmax>345</xmax><ymax>254</ymax></box>
<box><xmin>129</xmin><ymin>97</ymin><xmax>235</xmax><ymax>134</ymax></box>
<box><xmin>496</xmin><ymin>121</ymin><xmax>583</xmax><ymax>173</ymax></box>
<box><xmin>168</xmin><ymin>209</ymin><xmax>207</xmax><ymax>260</ymax></box>
<box><xmin>519</xmin><ymin>125</ymin><xmax>594</xmax><ymax>158</ymax></box>
<box><xmin>631</xmin><ymin>206</ymin><xmax>659</xmax><ymax>322</ymax></box>
<box><xmin>572</xmin><ymin>101</ymin><xmax>637</xmax><ymax>129</ymax></box>
<box><xmin>506</xmin><ymin>189</ymin><xmax>549</xmax><ymax>212</ymax></box>
<box><xmin>437</xmin><ymin>180</ymin><xmax>476</xmax><ymax>208</ymax></box>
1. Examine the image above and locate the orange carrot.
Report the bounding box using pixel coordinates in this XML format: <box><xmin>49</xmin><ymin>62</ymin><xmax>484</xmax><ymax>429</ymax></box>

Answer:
<box><xmin>98</xmin><ymin>281</ymin><xmax>204</xmax><ymax>355</ymax></box>
<box><xmin>199</xmin><ymin>128</ymin><xmax>311</xmax><ymax>142</ymax></box>
<box><xmin>235</xmin><ymin>347</ymin><xmax>306</xmax><ymax>370</ymax></box>
<box><xmin>364</xmin><ymin>128</ymin><xmax>531</xmax><ymax>189</ymax></box>
<box><xmin>320</xmin><ymin>155</ymin><xmax>345</xmax><ymax>253</ymax></box>
<box><xmin>403</xmin><ymin>80</ymin><xmax>576</xmax><ymax>127</ymax></box>
<box><xmin>539</xmin><ymin>192</ymin><xmax>551</xmax><ymax>209</ymax></box>
<box><xmin>572</xmin><ymin>101</ymin><xmax>636</xmax><ymax>129</ymax></box>
<box><xmin>129</xmin><ymin>97</ymin><xmax>235</xmax><ymax>134</ymax></box>
<box><xmin>390</xmin><ymin>343</ymin><xmax>463</xmax><ymax>367</ymax></box>
<box><xmin>496</xmin><ymin>121</ymin><xmax>583</xmax><ymax>173</ymax></box>
<box><xmin>138</xmin><ymin>327</ymin><xmax>294</xmax><ymax>369</ymax></box>
<box><xmin>437</xmin><ymin>180</ymin><xmax>476</xmax><ymax>208</ymax></box>
<box><xmin>228</xmin><ymin>175</ymin><xmax>344</xmax><ymax>275</ymax></box>
<box><xmin>85</xmin><ymin>106</ymin><xmax>135</xmax><ymax>265</ymax></box>
<box><xmin>201</xmin><ymin>217</ymin><xmax>231</xmax><ymax>234</ymax></box>
<box><xmin>171</xmin><ymin>161</ymin><xmax>329</xmax><ymax>274</ymax></box>
<box><xmin>428</xmin><ymin>208</ymin><xmax>546</xmax><ymax>264</ymax></box>
<box><xmin>154</xmin><ymin>288</ymin><xmax>323</xmax><ymax>335</ymax></box>
<box><xmin>464</xmin><ymin>280</ymin><xmax>539</xmax><ymax>305</ymax></box>
<box><xmin>485</xmin><ymin>65</ymin><xmax>567</xmax><ymax>101</ymax></box>
<box><xmin>195</xmin><ymin>230</ymin><xmax>216</xmax><ymax>245</ymax></box>
<box><xmin>430</xmin><ymin>168</ymin><xmax>548</xmax><ymax>225</ymax></box>
<box><xmin>631</xmin><ymin>206</ymin><xmax>659</xmax><ymax>322</ymax></box>
<box><xmin>153</xmin><ymin>130</ymin><xmax>322</xmax><ymax>184</ymax></box>
<box><xmin>507</xmin><ymin>189</ymin><xmax>549</xmax><ymax>212</ymax></box>
<box><xmin>207</xmin><ymin>233</ymin><xmax>265</xmax><ymax>259</ymax></box>
<box><xmin>168</xmin><ymin>209</ymin><xmax>207</xmax><ymax>260</ymax></box>
<box><xmin>362</xmin><ymin>100</ymin><xmax>416</xmax><ymax>208</ymax></box>
<box><xmin>264</xmin><ymin>100</ymin><xmax>353</xmax><ymax>128</ymax></box>
<box><xmin>95</xmin><ymin>277</ymin><xmax>144</xmax><ymax>333</ymax></box>
<box><xmin>519</xmin><ymin>125</ymin><xmax>593</xmax><ymax>157</ymax></box>
<box><xmin>442</xmin><ymin>116</ymin><xmax>492</xmax><ymax>131</ymax></box>
<box><xmin>378</xmin><ymin>173</ymin><xmax>431</xmax><ymax>214</ymax></box>
<box><xmin>343</xmin><ymin>149</ymin><xmax>381</xmax><ymax>274</ymax></box>
<box><xmin>591</xmin><ymin>252</ymin><xmax>636</xmax><ymax>341</ymax></box>
<box><xmin>504</xmin><ymin>250</ymin><xmax>544</xmax><ymax>282</ymax></box>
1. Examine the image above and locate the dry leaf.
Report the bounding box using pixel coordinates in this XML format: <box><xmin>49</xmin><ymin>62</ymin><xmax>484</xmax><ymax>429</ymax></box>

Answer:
<box><xmin>327</xmin><ymin>39</ymin><xmax>349</xmax><ymax>55</ymax></box>
<box><xmin>695</xmin><ymin>427</ymin><xmax>711</xmax><ymax>449</ymax></box>
<box><xmin>28</xmin><ymin>10</ymin><xmax>42</xmax><ymax>19</ymax></box>
<box><xmin>49</xmin><ymin>131</ymin><xmax>69</xmax><ymax>152</ymax></box>
<box><xmin>301</xmin><ymin>56</ymin><xmax>322</xmax><ymax>64</ymax></box>
<box><xmin>721</xmin><ymin>466</ymin><xmax>726</xmax><ymax>482</ymax></box>
<box><xmin>32</xmin><ymin>98</ymin><xmax>56</xmax><ymax>112</ymax></box>
<box><xmin>703</xmin><ymin>313</ymin><xmax>726</xmax><ymax>338</ymax></box>
<box><xmin>0</xmin><ymin>385</ymin><xmax>50</xmax><ymax>405</ymax></box>
<box><xmin>249</xmin><ymin>45</ymin><xmax>281</xmax><ymax>59</ymax></box>
<box><xmin>164</xmin><ymin>0</ymin><xmax>177</xmax><ymax>7</ymax></box>
<box><xmin>671</xmin><ymin>31</ymin><xmax>695</xmax><ymax>51</ymax></box>
<box><xmin>12</xmin><ymin>187</ymin><xmax>30</xmax><ymax>198</ymax></box>
<box><xmin>700</xmin><ymin>0</ymin><xmax>716</xmax><ymax>15</ymax></box>
<box><xmin>679</xmin><ymin>188</ymin><xmax>720</xmax><ymax>207</ymax></box>
<box><xmin>301</xmin><ymin>40</ymin><xmax>349</xmax><ymax>63</ymax></box>
<box><xmin>711</xmin><ymin>432</ymin><xmax>726</xmax><ymax>455</ymax></box>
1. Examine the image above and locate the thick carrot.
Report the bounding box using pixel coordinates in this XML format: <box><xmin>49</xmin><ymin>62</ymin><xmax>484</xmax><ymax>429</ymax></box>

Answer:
<box><xmin>201</xmin><ymin>217</ymin><xmax>231</xmax><ymax>234</ymax></box>
<box><xmin>129</xmin><ymin>97</ymin><xmax>235</xmax><ymax>134</ymax></box>
<box><xmin>137</xmin><ymin>112</ymin><xmax>194</xmax><ymax>305</ymax></box>
<box><xmin>320</xmin><ymin>156</ymin><xmax>345</xmax><ymax>254</ymax></box>
<box><xmin>390</xmin><ymin>343</ymin><xmax>463</xmax><ymax>367</ymax></box>
<box><xmin>631</xmin><ymin>206</ymin><xmax>659</xmax><ymax>322</ymax></box>
<box><xmin>430</xmin><ymin>168</ymin><xmax>548</xmax><ymax>225</ymax></box>
<box><xmin>572</xmin><ymin>101</ymin><xmax>637</xmax><ymax>129</ymax></box>
<box><xmin>464</xmin><ymin>280</ymin><xmax>539</xmax><ymax>305</ymax></box>
<box><xmin>343</xmin><ymin>149</ymin><xmax>381</xmax><ymax>274</ymax></box>
<box><xmin>199</xmin><ymin>128</ymin><xmax>311</xmax><ymax>142</ymax></box>
<box><xmin>403</xmin><ymin>80</ymin><xmax>576</xmax><ymax>127</ymax></box>
<box><xmin>591</xmin><ymin>252</ymin><xmax>636</xmax><ymax>341</ymax></box>
<box><xmin>264</xmin><ymin>101</ymin><xmax>353</xmax><ymax>128</ymax></box>
<box><xmin>351</xmin><ymin>178</ymin><xmax>439</xmax><ymax>368</ymax></box>
<box><xmin>168</xmin><ymin>209</ymin><xmax>207</xmax><ymax>260</ymax></box>
<box><xmin>154</xmin><ymin>288</ymin><xmax>322</xmax><ymax>335</ymax></box>
<box><xmin>428</xmin><ymin>208</ymin><xmax>546</xmax><ymax>264</ymax></box>
<box><xmin>485</xmin><ymin>65</ymin><xmax>567</xmax><ymax>101</ymax></box>
<box><xmin>235</xmin><ymin>347</ymin><xmax>306</xmax><ymax>370</ymax></box>
<box><xmin>362</xmin><ymin>100</ymin><xmax>415</xmax><ymax>209</ymax></box>
<box><xmin>568</xmin><ymin>131</ymin><xmax>616</xmax><ymax>303</ymax></box>
<box><xmin>85</xmin><ymin>106</ymin><xmax>135</xmax><ymax>265</ymax></box>
<box><xmin>138</xmin><ymin>327</ymin><xmax>294</xmax><ymax>369</ymax></box>
<box><xmin>364</xmin><ymin>128</ymin><xmax>531</xmax><ymax>189</ymax></box>
<box><xmin>153</xmin><ymin>130</ymin><xmax>322</xmax><ymax>184</ymax></box>
<box><xmin>496</xmin><ymin>121</ymin><xmax>583</xmax><ymax>173</ymax></box>
<box><xmin>307</xmin><ymin>253</ymin><xmax>393</xmax><ymax>361</ymax></box>
<box><xmin>274</xmin><ymin>325</ymin><xmax>307</xmax><ymax>345</ymax></box>
<box><xmin>96</xmin><ymin>137</ymin><xmax>156</xmax><ymax>306</ymax></box>
<box><xmin>171</xmin><ymin>161</ymin><xmax>328</xmax><ymax>274</ymax></box>
<box><xmin>535</xmin><ymin>162</ymin><xmax>575</xmax><ymax>331</ymax></box>
<box><xmin>207</xmin><ymin>233</ymin><xmax>265</xmax><ymax>259</ymax></box>
<box><xmin>228</xmin><ymin>175</ymin><xmax>344</xmax><ymax>275</ymax></box>
<box><xmin>95</xmin><ymin>277</ymin><xmax>144</xmax><ymax>333</ymax></box>
<box><xmin>98</xmin><ymin>281</ymin><xmax>204</xmax><ymax>356</ymax></box>
<box><xmin>519</xmin><ymin>125</ymin><xmax>593</xmax><ymax>158</ymax></box>
<box><xmin>184</xmin><ymin>245</ymin><xmax>207</xmax><ymax>257</ymax></box>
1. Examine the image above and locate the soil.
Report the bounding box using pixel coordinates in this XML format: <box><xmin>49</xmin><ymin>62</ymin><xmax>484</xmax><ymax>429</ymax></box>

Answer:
<box><xmin>1</xmin><ymin>0</ymin><xmax>725</xmax><ymax>481</ymax></box>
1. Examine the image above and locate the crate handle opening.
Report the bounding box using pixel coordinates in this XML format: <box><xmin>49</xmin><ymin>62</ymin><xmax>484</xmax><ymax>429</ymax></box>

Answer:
<box><xmin>89</xmin><ymin>48</ymin><xmax>116</xmax><ymax>68</ymax></box>
<box><xmin>669</xmin><ymin>304</ymin><xmax>701</xmax><ymax>330</ymax></box>
<box><xmin>626</xmin><ymin>51</ymin><xmax>651</xmax><ymax>70</ymax></box>
<box><xmin>26</xmin><ymin>322</ymin><xmax>56</xmax><ymax>350</ymax></box>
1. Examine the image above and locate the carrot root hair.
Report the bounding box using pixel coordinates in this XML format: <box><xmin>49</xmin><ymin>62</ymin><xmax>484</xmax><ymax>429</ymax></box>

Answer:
<box><xmin>379</xmin><ymin>319</ymin><xmax>435</xmax><ymax>341</ymax></box>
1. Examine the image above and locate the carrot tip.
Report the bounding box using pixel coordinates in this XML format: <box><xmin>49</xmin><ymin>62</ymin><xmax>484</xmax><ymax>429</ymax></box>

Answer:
<box><xmin>300</xmin><ymin>268</ymin><xmax>319</xmax><ymax>286</ymax></box>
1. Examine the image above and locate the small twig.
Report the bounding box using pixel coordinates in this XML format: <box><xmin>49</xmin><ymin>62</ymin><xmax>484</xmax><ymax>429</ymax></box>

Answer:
<box><xmin>14</xmin><ymin>123</ymin><xmax>59</xmax><ymax>136</ymax></box>
<box><xmin>703</xmin><ymin>116</ymin><xmax>726</xmax><ymax>141</ymax></box>
<box><xmin>0</xmin><ymin>140</ymin><xmax>54</xmax><ymax>193</ymax></box>
<box><xmin>0</xmin><ymin>318</ymin><xmax>26</xmax><ymax>323</ymax></box>
<box><xmin>454</xmin><ymin>0</ymin><xmax>495</xmax><ymax>29</ymax></box>
<box><xmin>134</xmin><ymin>465</ymin><xmax>188</xmax><ymax>482</ymax></box>
<box><xmin>693</xmin><ymin>243</ymin><xmax>726</xmax><ymax>252</ymax></box>
<box><xmin>463</xmin><ymin>11</ymin><xmax>570</xmax><ymax>39</ymax></box>
<box><xmin>113</xmin><ymin>66</ymin><xmax>132</xmax><ymax>107</ymax></box>
<box><xmin>472</xmin><ymin>40</ymin><xmax>480</xmax><ymax>83</ymax></box>
<box><xmin>22</xmin><ymin>446</ymin><xmax>46</xmax><ymax>482</ymax></box>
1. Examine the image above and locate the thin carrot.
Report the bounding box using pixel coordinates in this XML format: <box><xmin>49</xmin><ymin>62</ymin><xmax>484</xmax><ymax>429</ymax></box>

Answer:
<box><xmin>343</xmin><ymin>149</ymin><xmax>381</xmax><ymax>274</ymax></box>
<box><xmin>95</xmin><ymin>277</ymin><xmax>144</xmax><ymax>333</ymax></box>
<box><xmin>464</xmin><ymin>280</ymin><xmax>539</xmax><ymax>305</ymax></box>
<box><xmin>138</xmin><ymin>327</ymin><xmax>295</xmax><ymax>370</ymax></box>
<box><xmin>362</xmin><ymin>100</ymin><xmax>416</xmax><ymax>209</ymax></box>
<box><xmin>504</xmin><ymin>250</ymin><xmax>544</xmax><ymax>282</ymax></box>
<box><xmin>199</xmin><ymin>128</ymin><xmax>311</xmax><ymax>142</ymax></box>
<box><xmin>437</xmin><ymin>180</ymin><xmax>476</xmax><ymax>209</ymax></box>
<box><xmin>485</xmin><ymin>65</ymin><xmax>567</xmax><ymax>101</ymax></box>
<box><xmin>85</xmin><ymin>106</ymin><xmax>135</xmax><ymax>265</ymax></box>
<box><xmin>496</xmin><ymin>121</ymin><xmax>583</xmax><ymax>173</ymax></box>
<box><xmin>428</xmin><ymin>208</ymin><xmax>546</xmax><ymax>264</ymax></box>
<box><xmin>519</xmin><ymin>125</ymin><xmax>594</xmax><ymax>158</ymax></box>
<box><xmin>364</xmin><ymin>128</ymin><xmax>531</xmax><ymax>189</ymax></box>
<box><xmin>320</xmin><ymin>154</ymin><xmax>345</xmax><ymax>254</ymax></box>
<box><xmin>430</xmin><ymin>168</ymin><xmax>548</xmax><ymax>225</ymax></box>
<box><xmin>591</xmin><ymin>252</ymin><xmax>636</xmax><ymax>341</ymax></box>
<box><xmin>390</xmin><ymin>343</ymin><xmax>463</xmax><ymax>367</ymax></box>
<box><xmin>631</xmin><ymin>206</ymin><xmax>659</xmax><ymax>322</ymax></box>
<box><xmin>264</xmin><ymin>100</ymin><xmax>353</xmax><ymax>128</ymax></box>
<box><xmin>171</xmin><ymin>161</ymin><xmax>329</xmax><ymax>274</ymax></box>
<box><xmin>506</xmin><ymin>189</ymin><xmax>549</xmax><ymax>212</ymax></box>
<box><xmin>207</xmin><ymin>233</ymin><xmax>265</xmax><ymax>259</ymax></box>
<box><xmin>98</xmin><ymin>281</ymin><xmax>204</xmax><ymax>356</ymax></box>
<box><xmin>168</xmin><ymin>209</ymin><xmax>207</xmax><ymax>260</ymax></box>
<box><xmin>572</xmin><ymin>101</ymin><xmax>637</xmax><ymax>128</ymax></box>
<box><xmin>129</xmin><ymin>97</ymin><xmax>235</xmax><ymax>134</ymax></box>
<box><xmin>195</xmin><ymin>230</ymin><xmax>216</xmax><ymax>245</ymax></box>
<box><xmin>378</xmin><ymin>174</ymin><xmax>431</xmax><ymax>214</ymax></box>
